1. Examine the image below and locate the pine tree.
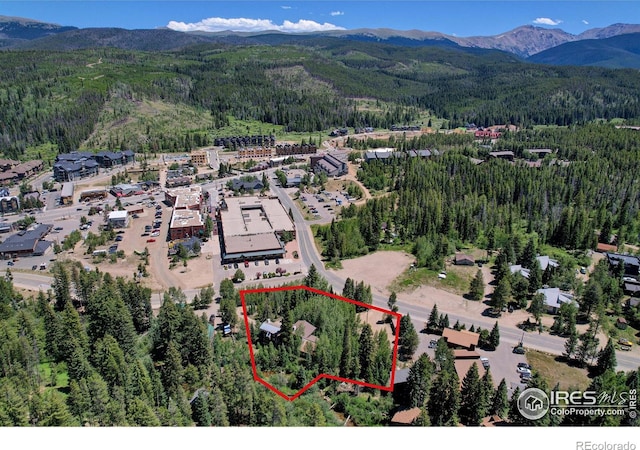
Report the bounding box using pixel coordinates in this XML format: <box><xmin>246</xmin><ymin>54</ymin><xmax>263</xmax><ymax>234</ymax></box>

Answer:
<box><xmin>427</xmin><ymin>304</ymin><xmax>440</xmax><ymax>333</ymax></box>
<box><xmin>595</xmin><ymin>338</ymin><xmax>617</xmax><ymax>376</ymax></box>
<box><xmin>428</xmin><ymin>368</ymin><xmax>460</xmax><ymax>426</ymax></box>
<box><xmin>399</xmin><ymin>314</ymin><xmax>419</xmax><ymax>361</ymax></box>
<box><xmin>491</xmin><ymin>378</ymin><xmax>509</xmax><ymax>418</ymax></box>
<box><xmin>491</xmin><ymin>277</ymin><xmax>511</xmax><ymax>313</ymax></box>
<box><xmin>563</xmin><ymin>329</ymin><xmax>579</xmax><ymax>361</ymax></box>
<box><xmin>528</xmin><ymin>259</ymin><xmax>543</xmax><ymax>294</ymax></box>
<box><xmin>488</xmin><ymin>322</ymin><xmax>500</xmax><ymax>350</ymax></box>
<box><xmin>459</xmin><ymin>363</ymin><xmax>484</xmax><ymax>426</ymax></box>
<box><xmin>342</xmin><ymin>277</ymin><xmax>355</xmax><ymax>300</ymax></box>
<box><xmin>191</xmin><ymin>392</ymin><xmax>212</xmax><ymax>426</ymax></box>
<box><xmin>358</xmin><ymin>324</ymin><xmax>374</xmax><ymax>380</ymax></box>
<box><xmin>407</xmin><ymin>353</ymin><xmax>433</xmax><ymax>408</ymax></box>
<box><xmin>469</xmin><ymin>269</ymin><xmax>485</xmax><ymax>301</ymax></box>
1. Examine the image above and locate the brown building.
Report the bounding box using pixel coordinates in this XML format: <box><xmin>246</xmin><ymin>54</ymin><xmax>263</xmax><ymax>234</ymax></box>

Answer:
<box><xmin>237</xmin><ymin>147</ymin><xmax>273</xmax><ymax>159</ymax></box>
<box><xmin>442</xmin><ymin>328</ymin><xmax>480</xmax><ymax>350</ymax></box>
<box><xmin>190</xmin><ymin>150</ymin><xmax>209</xmax><ymax>166</ymax></box>
<box><xmin>169</xmin><ymin>209</ymin><xmax>204</xmax><ymax>240</ymax></box>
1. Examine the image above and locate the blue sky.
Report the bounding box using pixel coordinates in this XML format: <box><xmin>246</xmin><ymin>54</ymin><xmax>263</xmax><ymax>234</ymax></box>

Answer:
<box><xmin>0</xmin><ymin>1</ymin><xmax>638</xmax><ymax>37</ymax></box>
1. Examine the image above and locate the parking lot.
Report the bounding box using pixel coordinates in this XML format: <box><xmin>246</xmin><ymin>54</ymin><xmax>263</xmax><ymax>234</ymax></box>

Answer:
<box><xmin>416</xmin><ymin>329</ymin><xmax>530</xmax><ymax>397</ymax></box>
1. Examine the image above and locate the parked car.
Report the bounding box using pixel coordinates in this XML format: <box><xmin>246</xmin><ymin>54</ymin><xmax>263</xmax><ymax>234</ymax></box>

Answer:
<box><xmin>517</xmin><ymin>366</ymin><xmax>531</xmax><ymax>375</ymax></box>
<box><xmin>32</xmin><ymin>265</ymin><xmax>38</xmax><ymax>270</ymax></box>
<box><xmin>275</xmin><ymin>258</ymin><xmax>280</xmax><ymax>264</ymax></box>
<box><xmin>146</xmin><ymin>238</ymin><xmax>156</xmax><ymax>243</ymax></box>
<box><xmin>7</xmin><ymin>261</ymin><xmax>13</xmax><ymax>266</ymax></box>
<box><xmin>233</xmin><ymin>263</ymin><xmax>239</xmax><ymax>269</ymax></box>
<box><xmin>513</xmin><ymin>345</ymin><xmax>525</xmax><ymax>354</ymax></box>
<box><xmin>480</xmin><ymin>357</ymin><xmax>490</xmax><ymax>369</ymax></box>
<box><xmin>151</xmin><ymin>231</ymin><xmax>160</xmax><ymax>237</ymax></box>
<box><xmin>428</xmin><ymin>339</ymin><xmax>437</xmax><ymax>349</ymax></box>
<box><xmin>264</xmin><ymin>259</ymin><xmax>269</xmax><ymax>266</ymax></box>
<box><xmin>517</xmin><ymin>362</ymin><xmax>531</xmax><ymax>370</ymax></box>
<box><xmin>54</xmin><ymin>226</ymin><xmax>63</xmax><ymax>231</ymax></box>
<box><xmin>255</xmin><ymin>261</ymin><xmax>259</xmax><ymax>266</ymax></box>
<box><xmin>244</xmin><ymin>260</ymin><xmax>249</xmax><ymax>268</ymax></box>
<box><xmin>520</xmin><ymin>372</ymin><xmax>532</xmax><ymax>381</ymax></box>
<box><xmin>115</xmin><ymin>235</ymin><xmax>123</xmax><ymax>241</ymax></box>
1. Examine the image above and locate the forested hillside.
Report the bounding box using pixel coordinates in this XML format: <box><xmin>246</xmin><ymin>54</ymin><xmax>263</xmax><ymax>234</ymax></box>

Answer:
<box><xmin>319</xmin><ymin>124</ymin><xmax>640</xmax><ymax>270</ymax></box>
<box><xmin>2</xmin><ymin>40</ymin><xmax>640</xmax><ymax>160</ymax></box>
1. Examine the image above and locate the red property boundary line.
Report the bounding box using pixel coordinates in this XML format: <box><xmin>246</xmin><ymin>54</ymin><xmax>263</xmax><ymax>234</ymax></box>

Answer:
<box><xmin>240</xmin><ymin>285</ymin><xmax>402</xmax><ymax>401</ymax></box>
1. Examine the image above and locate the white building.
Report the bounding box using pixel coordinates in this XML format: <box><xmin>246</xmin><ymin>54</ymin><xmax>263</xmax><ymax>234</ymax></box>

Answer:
<box><xmin>108</xmin><ymin>210</ymin><xmax>129</xmax><ymax>228</ymax></box>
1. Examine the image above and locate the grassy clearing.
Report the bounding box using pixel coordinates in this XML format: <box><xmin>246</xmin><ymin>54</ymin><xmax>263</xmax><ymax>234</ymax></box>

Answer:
<box><xmin>38</xmin><ymin>361</ymin><xmax>70</xmax><ymax>396</ymax></box>
<box><xmin>388</xmin><ymin>266</ymin><xmax>471</xmax><ymax>295</ymax></box>
<box><xmin>526</xmin><ymin>350</ymin><xmax>591</xmax><ymax>391</ymax></box>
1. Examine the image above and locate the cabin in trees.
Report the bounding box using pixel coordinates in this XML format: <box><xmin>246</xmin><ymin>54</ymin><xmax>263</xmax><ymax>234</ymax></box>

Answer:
<box><xmin>390</xmin><ymin>407</ymin><xmax>422</xmax><ymax>426</ymax></box>
<box><xmin>454</xmin><ymin>253</ymin><xmax>475</xmax><ymax>266</ymax></box>
<box><xmin>536</xmin><ymin>287</ymin><xmax>576</xmax><ymax>314</ymax></box>
<box><xmin>488</xmin><ymin>151</ymin><xmax>514</xmax><ymax>161</ymax></box>
<box><xmin>259</xmin><ymin>320</ymin><xmax>281</xmax><ymax>342</ymax></box>
<box><xmin>293</xmin><ymin>320</ymin><xmax>318</xmax><ymax>353</ymax></box>
<box><xmin>442</xmin><ymin>328</ymin><xmax>479</xmax><ymax>351</ymax></box>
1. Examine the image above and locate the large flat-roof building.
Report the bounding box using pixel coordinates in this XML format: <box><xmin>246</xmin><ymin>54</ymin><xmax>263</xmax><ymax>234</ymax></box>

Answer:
<box><xmin>218</xmin><ymin>196</ymin><xmax>295</xmax><ymax>263</ymax></box>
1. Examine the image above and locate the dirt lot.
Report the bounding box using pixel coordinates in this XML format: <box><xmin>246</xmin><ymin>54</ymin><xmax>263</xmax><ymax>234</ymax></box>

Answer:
<box><xmin>331</xmin><ymin>251</ymin><xmax>415</xmax><ymax>297</ymax></box>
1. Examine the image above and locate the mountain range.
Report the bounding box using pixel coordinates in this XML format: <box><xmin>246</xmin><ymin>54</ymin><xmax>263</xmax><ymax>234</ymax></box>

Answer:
<box><xmin>2</xmin><ymin>15</ymin><xmax>640</xmax><ymax>68</ymax></box>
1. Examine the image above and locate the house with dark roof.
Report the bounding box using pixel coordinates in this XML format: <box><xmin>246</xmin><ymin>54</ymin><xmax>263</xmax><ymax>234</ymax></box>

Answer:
<box><xmin>606</xmin><ymin>253</ymin><xmax>640</xmax><ymax>277</ymax></box>
<box><xmin>0</xmin><ymin>224</ymin><xmax>53</xmax><ymax>258</ymax></box>
<box><xmin>230</xmin><ymin>178</ymin><xmax>264</xmax><ymax>192</ymax></box>
<box><xmin>454</xmin><ymin>253</ymin><xmax>475</xmax><ymax>266</ymax></box>
<box><xmin>489</xmin><ymin>151</ymin><xmax>514</xmax><ymax>161</ymax></box>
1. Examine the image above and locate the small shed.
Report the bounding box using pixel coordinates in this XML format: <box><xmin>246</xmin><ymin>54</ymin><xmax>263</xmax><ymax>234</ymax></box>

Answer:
<box><xmin>616</xmin><ymin>317</ymin><xmax>628</xmax><ymax>330</ymax></box>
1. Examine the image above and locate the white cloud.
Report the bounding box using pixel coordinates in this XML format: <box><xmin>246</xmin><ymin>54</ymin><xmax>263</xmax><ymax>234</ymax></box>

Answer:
<box><xmin>582</xmin><ymin>19</ymin><xmax>589</xmax><ymax>25</ymax></box>
<box><xmin>533</xmin><ymin>17</ymin><xmax>563</xmax><ymax>26</ymax></box>
<box><xmin>281</xmin><ymin>6</ymin><xmax>291</xmax><ymax>10</ymax></box>
<box><xmin>330</xmin><ymin>11</ymin><xmax>344</xmax><ymax>16</ymax></box>
<box><xmin>167</xmin><ymin>17</ymin><xmax>345</xmax><ymax>33</ymax></box>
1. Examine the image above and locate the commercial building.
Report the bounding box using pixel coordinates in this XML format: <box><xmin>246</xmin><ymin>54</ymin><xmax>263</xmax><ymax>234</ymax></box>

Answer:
<box><xmin>60</xmin><ymin>182</ymin><xmax>74</xmax><ymax>205</ymax></box>
<box><xmin>169</xmin><ymin>209</ymin><xmax>204</xmax><ymax>240</ymax></box>
<box><xmin>0</xmin><ymin>224</ymin><xmax>53</xmax><ymax>258</ymax></box>
<box><xmin>164</xmin><ymin>186</ymin><xmax>203</xmax><ymax>211</ymax></box>
<box><xmin>310</xmin><ymin>152</ymin><xmax>349</xmax><ymax>177</ymax></box>
<box><xmin>107</xmin><ymin>210</ymin><xmax>129</xmax><ymax>228</ymax></box>
<box><xmin>218</xmin><ymin>196</ymin><xmax>295</xmax><ymax>263</ymax></box>
<box><xmin>53</xmin><ymin>150</ymin><xmax>135</xmax><ymax>182</ymax></box>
